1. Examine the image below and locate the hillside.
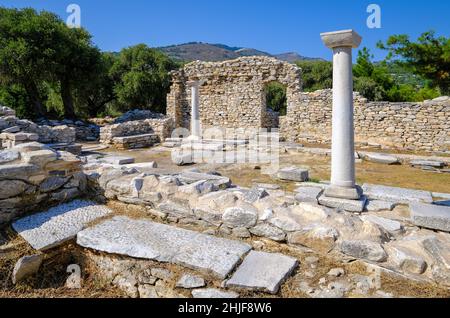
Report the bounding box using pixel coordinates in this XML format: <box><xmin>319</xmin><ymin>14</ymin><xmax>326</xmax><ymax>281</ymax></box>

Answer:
<box><xmin>157</xmin><ymin>42</ymin><xmax>321</xmax><ymax>63</ymax></box>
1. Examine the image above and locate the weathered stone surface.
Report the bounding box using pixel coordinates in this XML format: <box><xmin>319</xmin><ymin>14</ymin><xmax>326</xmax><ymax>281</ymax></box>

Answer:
<box><xmin>288</xmin><ymin>225</ymin><xmax>339</xmax><ymax>253</ymax></box>
<box><xmin>410</xmin><ymin>160</ymin><xmax>445</xmax><ymax>168</ymax></box>
<box><xmin>387</xmin><ymin>246</ymin><xmax>427</xmax><ymax>274</ymax></box>
<box><xmin>364</xmin><ymin>153</ymin><xmax>399</xmax><ymax>165</ymax></box>
<box><xmin>0</xmin><ymin>150</ymin><xmax>20</xmax><ymax>164</ymax></box>
<box><xmin>191</xmin><ymin>288</ymin><xmax>239</xmax><ymax>299</ymax></box>
<box><xmin>365</xmin><ymin>200</ymin><xmax>396</xmax><ymax>212</ymax></box>
<box><xmin>249</xmin><ymin>224</ymin><xmax>286</xmax><ymax>242</ymax></box>
<box><xmin>421</xmin><ymin>237</ymin><xmax>450</xmax><ymax>269</ymax></box>
<box><xmin>294</xmin><ymin>187</ymin><xmax>322</xmax><ymax>203</ymax></box>
<box><xmin>13</xmin><ymin>200</ymin><xmax>112</xmax><ymax>251</ymax></box>
<box><xmin>222</xmin><ymin>206</ymin><xmax>258</xmax><ymax>228</ymax></box>
<box><xmin>0</xmin><ymin>180</ymin><xmax>30</xmax><ymax>199</ymax></box>
<box><xmin>100</xmin><ymin>156</ymin><xmax>135</xmax><ymax>165</ymax></box>
<box><xmin>242</xmin><ymin>187</ymin><xmax>269</xmax><ymax>203</ymax></box>
<box><xmin>318</xmin><ymin>194</ymin><xmax>367</xmax><ymax>212</ymax></box>
<box><xmin>360</xmin><ymin>215</ymin><xmax>403</xmax><ymax>234</ymax></box>
<box><xmin>21</xmin><ymin>150</ymin><xmax>57</xmax><ymax>166</ymax></box>
<box><xmin>226</xmin><ymin>251</ymin><xmax>298</xmax><ymax>294</ymax></box>
<box><xmin>176</xmin><ymin>274</ymin><xmax>206</xmax><ymax>289</ymax></box>
<box><xmin>0</xmin><ymin>163</ymin><xmax>38</xmax><ymax>179</ymax></box>
<box><xmin>340</xmin><ymin>240</ymin><xmax>387</xmax><ymax>262</ymax></box>
<box><xmin>39</xmin><ymin>176</ymin><xmax>69</xmax><ymax>193</ymax></box>
<box><xmin>362</xmin><ymin>184</ymin><xmax>433</xmax><ymax>204</ymax></box>
<box><xmin>179</xmin><ymin>172</ymin><xmax>231</xmax><ymax>189</ymax></box>
<box><xmin>410</xmin><ymin>203</ymin><xmax>450</xmax><ymax>232</ymax></box>
<box><xmin>232</xmin><ymin>227</ymin><xmax>251</xmax><ymax>238</ymax></box>
<box><xmin>277</xmin><ymin>167</ymin><xmax>309</xmax><ymax>182</ymax></box>
<box><xmin>12</xmin><ymin>254</ymin><xmax>43</xmax><ymax>284</ymax></box>
<box><xmin>77</xmin><ymin>216</ymin><xmax>252</xmax><ymax>278</ymax></box>
<box><xmin>171</xmin><ymin>150</ymin><xmax>194</xmax><ymax>166</ymax></box>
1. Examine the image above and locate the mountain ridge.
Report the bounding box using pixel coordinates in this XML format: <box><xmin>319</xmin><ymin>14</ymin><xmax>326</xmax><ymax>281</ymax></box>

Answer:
<box><xmin>157</xmin><ymin>42</ymin><xmax>323</xmax><ymax>63</ymax></box>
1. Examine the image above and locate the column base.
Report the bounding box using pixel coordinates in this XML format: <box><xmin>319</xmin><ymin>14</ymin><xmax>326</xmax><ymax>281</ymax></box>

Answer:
<box><xmin>186</xmin><ymin>135</ymin><xmax>201</xmax><ymax>141</ymax></box>
<box><xmin>318</xmin><ymin>194</ymin><xmax>367</xmax><ymax>213</ymax></box>
<box><xmin>324</xmin><ymin>185</ymin><xmax>363</xmax><ymax>200</ymax></box>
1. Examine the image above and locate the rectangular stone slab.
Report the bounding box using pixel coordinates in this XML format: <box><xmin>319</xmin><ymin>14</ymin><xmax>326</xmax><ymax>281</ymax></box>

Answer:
<box><xmin>410</xmin><ymin>203</ymin><xmax>450</xmax><ymax>232</ymax></box>
<box><xmin>77</xmin><ymin>216</ymin><xmax>252</xmax><ymax>279</ymax></box>
<box><xmin>13</xmin><ymin>200</ymin><xmax>112</xmax><ymax>251</ymax></box>
<box><xmin>362</xmin><ymin>184</ymin><xmax>433</xmax><ymax>204</ymax></box>
<box><xmin>226</xmin><ymin>251</ymin><xmax>298</xmax><ymax>294</ymax></box>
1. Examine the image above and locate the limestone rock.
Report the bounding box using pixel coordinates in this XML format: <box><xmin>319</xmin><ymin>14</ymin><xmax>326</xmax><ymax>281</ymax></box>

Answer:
<box><xmin>294</xmin><ymin>187</ymin><xmax>322</xmax><ymax>203</ymax></box>
<box><xmin>222</xmin><ymin>206</ymin><xmax>258</xmax><ymax>228</ymax></box>
<box><xmin>288</xmin><ymin>224</ymin><xmax>339</xmax><ymax>253</ymax></box>
<box><xmin>277</xmin><ymin>167</ymin><xmax>309</xmax><ymax>182</ymax></box>
<box><xmin>410</xmin><ymin>203</ymin><xmax>450</xmax><ymax>232</ymax></box>
<box><xmin>318</xmin><ymin>194</ymin><xmax>367</xmax><ymax>213</ymax></box>
<box><xmin>364</xmin><ymin>153</ymin><xmax>399</xmax><ymax>165</ymax></box>
<box><xmin>340</xmin><ymin>240</ymin><xmax>387</xmax><ymax>262</ymax></box>
<box><xmin>360</xmin><ymin>215</ymin><xmax>403</xmax><ymax>235</ymax></box>
<box><xmin>387</xmin><ymin>245</ymin><xmax>427</xmax><ymax>274</ymax></box>
<box><xmin>365</xmin><ymin>200</ymin><xmax>396</xmax><ymax>212</ymax></box>
<box><xmin>362</xmin><ymin>184</ymin><xmax>433</xmax><ymax>204</ymax></box>
<box><xmin>249</xmin><ymin>224</ymin><xmax>286</xmax><ymax>242</ymax></box>
<box><xmin>12</xmin><ymin>254</ymin><xmax>43</xmax><ymax>284</ymax></box>
<box><xmin>0</xmin><ymin>180</ymin><xmax>30</xmax><ymax>199</ymax></box>
<box><xmin>77</xmin><ymin>216</ymin><xmax>251</xmax><ymax>279</ymax></box>
<box><xmin>13</xmin><ymin>200</ymin><xmax>112</xmax><ymax>250</ymax></box>
<box><xmin>0</xmin><ymin>150</ymin><xmax>20</xmax><ymax>164</ymax></box>
<box><xmin>191</xmin><ymin>288</ymin><xmax>239</xmax><ymax>299</ymax></box>
<box><xmin>176</xmin><ymin>274</ymin><xmax>206</xmax><ymax>289</ymax></box>
<box><xmin>226</xmin><ymin>251</ymin><xmax>298</xmax><ymax>294</ymax></box>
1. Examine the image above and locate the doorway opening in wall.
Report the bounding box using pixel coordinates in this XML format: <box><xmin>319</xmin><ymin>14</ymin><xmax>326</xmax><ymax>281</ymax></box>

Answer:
<box><xmin>265</xmin><ymin>81</ymin><xmax>287</xmax><ymax>116</ymax></box>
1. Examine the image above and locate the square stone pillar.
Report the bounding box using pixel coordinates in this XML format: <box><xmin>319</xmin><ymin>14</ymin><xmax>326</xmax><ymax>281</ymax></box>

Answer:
<box><xmin>318</xmin><ymin>30</ymin><xmax>366</xmax><ymax>212</ymax></box>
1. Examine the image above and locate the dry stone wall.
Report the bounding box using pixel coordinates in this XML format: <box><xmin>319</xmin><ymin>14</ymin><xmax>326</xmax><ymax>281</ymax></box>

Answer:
<box><xmin>280</xmin><ymin>89</ymin><xmax>450</xmax><ymax>152</ymax></box>
<box><xmin>0</xmin><ymin>143</ymin><xmax>85</xmax><ymax>225</ymax></box>
<box><xmin>100</xmin><ymin>117</ymin><xmax>174</xmax><ymax>148</ymax></box>
<box><xmin>167</xmin><ymin>56</ymin><xmax>302</xmax><ymax>131</ymax></box>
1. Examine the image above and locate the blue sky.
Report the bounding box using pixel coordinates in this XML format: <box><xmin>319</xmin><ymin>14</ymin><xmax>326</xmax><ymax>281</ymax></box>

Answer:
<box><xmin>1</xmin><ymin>0</ymin><xmax>448</xmax><ymax>61</ymax></box>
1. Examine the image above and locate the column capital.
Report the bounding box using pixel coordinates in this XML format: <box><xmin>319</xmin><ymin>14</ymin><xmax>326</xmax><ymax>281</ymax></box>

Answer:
<box><xmin>187</xmin><ymin>79</ymin><xmax>207</xmax><ymax>87</ymax></box>
<box><xmin>320</xmin><ymin>29</ymin><xmax>362</xmax><ymax>49</ymax></box>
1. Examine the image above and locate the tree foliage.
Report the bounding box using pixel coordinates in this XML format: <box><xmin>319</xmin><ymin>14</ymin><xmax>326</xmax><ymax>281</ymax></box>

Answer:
<box><xmin>295</xmin><ymin>60</ymin><xmax>332</xmax><ymax>91</ymax></box>
<box><xmin>110</xmin><ymin>44</ymin><xmax>177</xmax><ymax>114</ymax></box>
<box><xmin>0</xmin><ymin>7</ymin><xmax>179</xmax><ymax>119</ymax></box>
<box><xmin>265</xmin><ymin>82</ymin><xmax>287</xmax><ymax>115</ymax></box>
<box><xmin>378</xmin><ymin>31</ymin><xmax>450</xmax><ymax>95</ymax></box>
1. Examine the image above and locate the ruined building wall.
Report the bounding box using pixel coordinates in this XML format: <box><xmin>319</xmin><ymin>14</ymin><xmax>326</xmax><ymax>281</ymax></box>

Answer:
<box><xmin>167</xmin><ymin>56</ymin><xmax>303</xmax><ymax>131</ymax></box>
<box><xmin>280</xmin><ymin>89</ymin><xmax>450</xmax><ymax>152</ymax></box>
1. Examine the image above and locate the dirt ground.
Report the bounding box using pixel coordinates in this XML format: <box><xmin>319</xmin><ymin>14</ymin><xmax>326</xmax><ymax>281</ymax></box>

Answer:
<box><xmin>95</xmin><ymin>145</ymin><xmax>450</xmax><ymax>194</ymax></box>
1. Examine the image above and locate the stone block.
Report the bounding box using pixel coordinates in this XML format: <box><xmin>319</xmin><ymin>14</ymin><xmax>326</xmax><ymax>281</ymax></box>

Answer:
<box><xmin>362</xmin><ymin>184</ymin><xmax>433</xmax><ymax>204</ymax></box>
<box><xmin>77</xmin><ymin>216</ymin><xmax>252</xmax><ymax>279</ymax></box>
<box><xmin>318</xmin><ymin>194</ymin><xmax>367</xmax><ymax>213</ymax></box>
<box><xmin>410</xmin><ymin>203</ymin><xmax>450</xmax><ymax>232</ymax></box>
<box><xmin>226</xmin><ymin>251</ymin><xmax>298</xmax><ymax>294</ymax></box>
<box><xmin>277</xmin><ymin>167</ymin><xmax>309</xmax><ymax>182</ymax></box>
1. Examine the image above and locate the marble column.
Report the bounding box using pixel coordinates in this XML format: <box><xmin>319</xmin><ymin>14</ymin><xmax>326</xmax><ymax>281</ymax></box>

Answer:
<box><xmin>188</xmin><ymin>81</ymin><xmax>201</xmax><ymax>140</ymax></box>
<box><xmin>321</xmin><ymin>30</ymin><xmax>362</xmax><ymax>200</ymax></box>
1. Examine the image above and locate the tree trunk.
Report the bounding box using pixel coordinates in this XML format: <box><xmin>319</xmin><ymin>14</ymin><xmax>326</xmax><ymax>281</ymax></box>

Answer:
<box><xmin>60</xmin><ymin>78</ymin><xmax>76</xmax><ymax>119</ymax></box>
<box><xmin>24</xmin><ymin>81</ymin><xmax>46</xmax><ymax>118</ymax></box>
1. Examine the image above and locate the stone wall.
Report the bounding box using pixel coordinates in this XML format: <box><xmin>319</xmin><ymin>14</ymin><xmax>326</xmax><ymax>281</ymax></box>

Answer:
<box><xmin>280</xmin><ymin>89</ymin><xmax>450</xmax><ymax>152</ymax></box>
<box><xmin>0</xmin><ymin>143</ymin><xmax>85</xmax><ymax>225</ymax></box>
<box><xmin>100</xmin><ymin>117</ymin><xmax>174</xmax><ymax>147</ymax></box>
<box><xmin>0</xmin><ymin>106</ymin><xmax>77</xmax><ymax>146</ymax></box>
<box><xmin>167</xmin><ymin>56</ymin><xmax>302</xmax><ymax>131</ymax></box>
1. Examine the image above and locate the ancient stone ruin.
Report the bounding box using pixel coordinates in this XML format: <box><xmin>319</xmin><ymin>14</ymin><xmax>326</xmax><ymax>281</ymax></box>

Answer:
<box><xmin>167</xmin><ymin>56</ymin><xmax>302</xmax><ymax>130</ymax></box>
<box><xmin>1</xmin><ymin>31</ymin><xmax>450</xmax><ymax>299</ymax></box>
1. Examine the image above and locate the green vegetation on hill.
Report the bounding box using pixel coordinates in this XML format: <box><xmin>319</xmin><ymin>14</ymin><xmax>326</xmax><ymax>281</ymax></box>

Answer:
<box><xmin>0</xmin><ymin>7</ymin><xmax>447</xmax><ymax>120</ymax></box>
<box><xmin>294</xmin><ymin>34</ymin><xmax>446</xmax><ymax>103</ymax></box>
